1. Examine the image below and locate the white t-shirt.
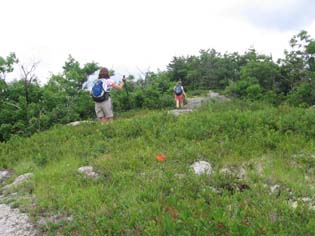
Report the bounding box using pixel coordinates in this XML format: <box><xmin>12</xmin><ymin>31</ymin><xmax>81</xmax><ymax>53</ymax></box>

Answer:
<box><xmin>100</xmin><ymin>78</ymin><xmax>114</xmax><ymax>92</ymax></box>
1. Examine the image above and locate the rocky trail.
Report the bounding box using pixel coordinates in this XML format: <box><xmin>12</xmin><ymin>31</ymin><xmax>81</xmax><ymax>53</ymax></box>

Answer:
<box><xmin>0</xmin><ymin>172</ymin><xmax>37</xmax><ymax>236</ymax></box>
<box><xmin>0</xmin><ymin>203</ymin><xmax>36</xmax><ymax>236</ymax></box>
<box><xmin>169</xmin><ymin>90</ymin><xmax>229</xmax><ymax>116</ymax></box>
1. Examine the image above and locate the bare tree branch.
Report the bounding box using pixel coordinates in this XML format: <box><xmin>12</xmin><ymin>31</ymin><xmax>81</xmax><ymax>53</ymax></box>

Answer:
<box><xmin>19</xmin><ymin>61</ymin><xmax>40</xmax><ymax>124</ymax></box>
<box><xmin>21</xmin><ymin>61</ymin><xmax>39</xmax><ymax>83</ymax></box>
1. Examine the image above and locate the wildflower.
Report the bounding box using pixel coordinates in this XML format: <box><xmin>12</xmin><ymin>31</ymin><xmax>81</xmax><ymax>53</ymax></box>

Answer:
<box><xmin>155</xmin><ymin>154</ymin><xmax>166</xmax><ymax>162</ymax></box>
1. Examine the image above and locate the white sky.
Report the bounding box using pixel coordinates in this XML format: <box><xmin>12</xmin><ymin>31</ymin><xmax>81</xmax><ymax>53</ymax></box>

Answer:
<box><xmin>1</xmin><ymin>0</ymin><xmax>315</xmax><ymax>83</ymax></box>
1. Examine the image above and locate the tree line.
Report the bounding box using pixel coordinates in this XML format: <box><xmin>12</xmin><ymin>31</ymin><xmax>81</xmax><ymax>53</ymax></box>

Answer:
<box><xmin>0</xmin><ymin>30</ymin><xmax>314</xmax><ymax>141</ymax></box>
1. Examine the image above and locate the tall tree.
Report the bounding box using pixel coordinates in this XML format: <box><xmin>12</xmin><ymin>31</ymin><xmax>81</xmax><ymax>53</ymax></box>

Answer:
<box><xmin>240</xmin><ymin>60</ymin><xmax>280</xmax><ymax>91</ymax></box>
<box><xmin>280</xmin><ymin>30</ymin><xmax>315</xmax><ymax>91</ymax></box>
<box><xmin>0</xmin><ymin>52</ymin><xmax>18</xmax><ymax>80</ymax></box>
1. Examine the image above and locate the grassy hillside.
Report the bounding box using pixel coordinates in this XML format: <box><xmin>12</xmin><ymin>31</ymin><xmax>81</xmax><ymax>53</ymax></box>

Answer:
<box><xmin>1</xmin><ymin>100</ymin><xmax>315</xmax><ymax>235</ymax></box>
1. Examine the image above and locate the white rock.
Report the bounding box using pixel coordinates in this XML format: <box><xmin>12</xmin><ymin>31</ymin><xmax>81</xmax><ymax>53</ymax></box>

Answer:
<box><xmin>255</xmin><ymin>163</ymin><xmax>264</xmax><ymax>176</ymax></box>
<box><xmin>78</xmin><ymin>166</ymin><xmax>93</xmax><ymax>172</ymax></box>
<box><xmin>168</xmin><ymin>109</ymin><xmax>193</xmax><ymax>117</ymax></box>
<box><xmin>0</xmin><ymin>204</ymin><xmax>36</xmax><ymax>236</ymax></box>
<box><xmin>0</xmin><ymin>170</ymin><xmax>10</xmax><ymax>182</ymax></box>
<box><xmin>209</xmin><ymin>91</ymin><xmax>220</xmax><ymax>98</ymax></box>
<box><xmin>238</xmin><ymin>167</ymin><xmax>246</xmax><ymax>179</ymax></box>
<box><xmin>190</xmin><ymin>161</ymin><xmax>212</xmax><ymax>175</ymax></box>
<box><xmin>219</xmin><ymin>168</ymin><xmax>232</xmax><ymax>175</ymax></box>
<box><xmin>2</xmin><ymin>173</ymin><xmax>33</xmax><ymax>191</ymax></box>
<box><xmin>301</xmin><ymin>197</ymin><xmax>312</xmax><ymax>202</ymax></box>
<box><xmin>38</xmin><ymin>213</ymin><xmax>73</xmax><ymax>226</ymax></box>
<box><xmin>289</xmin><ymin>200</ymin><xmax>298</xmax><ymax>209</ymax></box>
<box><xmin>219</xmin><ymin>166</ymin><xmax>246</xmax><ymax>179</ymax></box>
<box><xmin>69</xmin><ymin>121</ymin><xmax>81</xmax><ymax>126</ymax></box>
<box><xmin>270</xmin><ymin>185</ymin><xmax>280</xmax><ymax>194</ymax></box>
<box><xmin>208</xmin><ymin>90</ymin><xmax>230</xmax><ymax>101</ymax></box>
<box><xmin>209</xmin><ymin>187</ymin><xmax>220</xmax><ymax>193</ymax></box>
<box><xmin>12</xmin><ymin>173</ymin><xmax>33</xmax><ymax>185</ymax></box>
<box><xmin>68</xmin><ymin>120</ymin><xmax>93</xmax><ymax>126</ymax></box>
<box><xmin>78</xmin><ymin>166</ymin><xmax>100</xmax><ymax>178</ymax></box>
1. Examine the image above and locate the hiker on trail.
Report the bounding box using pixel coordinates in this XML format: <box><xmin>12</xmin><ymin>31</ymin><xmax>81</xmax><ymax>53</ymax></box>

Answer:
<box><xmin>173</xmin><ymin>80</ymin><xmax>186</xmax><ymax>109</ymax></box>
<box><xmin>91</xmin><ymin>67</ymin><xmax>126</xmax><ymax>123</ymax></box>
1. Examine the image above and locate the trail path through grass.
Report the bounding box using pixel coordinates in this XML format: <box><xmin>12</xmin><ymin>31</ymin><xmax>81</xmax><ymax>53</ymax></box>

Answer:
<box><xmin>169</xmin><ymin>90</ymin><xmax>229</xmax><ymax>116</ymax></box>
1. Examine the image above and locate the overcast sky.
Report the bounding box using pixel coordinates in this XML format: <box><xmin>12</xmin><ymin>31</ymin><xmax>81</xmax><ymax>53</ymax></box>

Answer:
<box><xmin>1</xmin><ymin>0</ymin><xmax>315</xmax><ymax>83</ymax></box>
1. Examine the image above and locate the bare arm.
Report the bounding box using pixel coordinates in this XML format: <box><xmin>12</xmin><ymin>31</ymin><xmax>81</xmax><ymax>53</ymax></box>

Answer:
<box><xmin>112</xmin><ymin>76</ymin><xmax>126</xmax><ymax>90</ymax></box>
<box><xmin>112</xmin><ymin>81</ymin><xmax>125</xmax><ymax>90</ymax></box>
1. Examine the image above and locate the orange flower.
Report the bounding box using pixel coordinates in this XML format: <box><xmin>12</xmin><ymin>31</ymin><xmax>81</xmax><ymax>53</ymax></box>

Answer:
<box><xmin>155</xmin><ymin>154</ymin><xmax>166</xmax><ymax>162</ymax></box>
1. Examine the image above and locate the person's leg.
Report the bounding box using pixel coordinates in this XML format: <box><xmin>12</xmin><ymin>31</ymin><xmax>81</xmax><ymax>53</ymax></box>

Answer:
<box><xmin>180</xmin><ymin>101</ymin><xmax>184</xmax><ymax>108</ymax></box>
<box><xmin>103</xmin><ymin>98</ymin><xmax>114</xmax><ymax>121</ymax></box>
<box><xmin>179</xmin><ymin>95</ymin><xmax>184</xmax><ymax>108</ymax></box>
<box><xmin>95</xmin><ymin>103</ymin><xmax>105</xmax><ymax>121</ymax></box>
<box><xmin>100</xmin><ymin>117</ymin><xmax>113</xmax><ymax>124</ymax></box>
<box><xmin>175</xmin><ymin>95</ymin><xmax>180</xmax><ymax>108</ymax></box>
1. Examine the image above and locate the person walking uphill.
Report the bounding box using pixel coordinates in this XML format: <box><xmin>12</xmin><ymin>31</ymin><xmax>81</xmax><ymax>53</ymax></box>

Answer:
<box><xmin>91</xmin><ymin>67</ymin><xmax>126</xmax><ymax>124</ymax></box>
<box><xmin>174</xmin><ymin>80</ymin><xmax>186</xmax><ymax>109</ymax></box>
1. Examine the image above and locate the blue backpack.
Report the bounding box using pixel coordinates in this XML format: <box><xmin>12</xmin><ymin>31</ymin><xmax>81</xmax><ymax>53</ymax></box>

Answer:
<box><xmin>174</xmin><ymin>85</ymin><xmax>183</xmax><ymax>95</ymax></box>
<box><xmin>92</xmin><ymin>80</ymin><xmax>109</xmax><ymax>102</ymax></box>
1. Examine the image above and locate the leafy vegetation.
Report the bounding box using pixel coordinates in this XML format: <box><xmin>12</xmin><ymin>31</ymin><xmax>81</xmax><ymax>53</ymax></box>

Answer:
<box><xmin>1</xmin><ymin>29</ymin><xmax>315</xmax><ymax>235</ymax></box>
<box><xmin>1</xmin><ymin>100</ymin><xmax>315</xmax><ymax>235</ymax></box>
<box><xmin>1</xmin><ymin>30</ymin><xmax>315</xmax><ymax>141</ymax></box>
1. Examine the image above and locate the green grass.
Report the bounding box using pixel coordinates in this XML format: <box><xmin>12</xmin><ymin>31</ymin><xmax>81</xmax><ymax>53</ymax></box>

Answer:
<box><xmin>1</xmin><ymin>100</ymin><xmax>315</xmax><ymax>235</ymax></box>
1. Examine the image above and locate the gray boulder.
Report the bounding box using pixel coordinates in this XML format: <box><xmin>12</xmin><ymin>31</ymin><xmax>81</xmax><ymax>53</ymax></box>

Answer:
<box><xmin>190</xmin><ymin>161</ymin><xmax>212</xmax><ymax>175</ymax></box>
